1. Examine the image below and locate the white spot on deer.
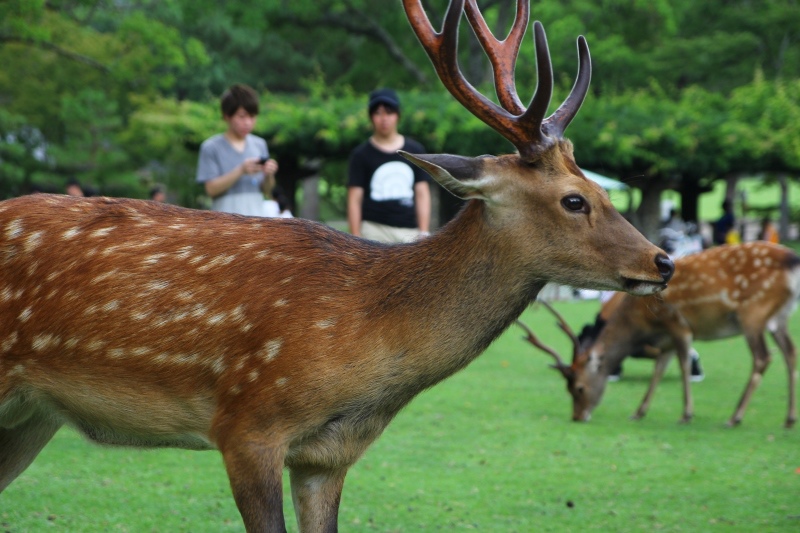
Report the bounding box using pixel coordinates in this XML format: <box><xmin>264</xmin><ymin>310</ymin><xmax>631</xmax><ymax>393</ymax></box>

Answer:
<box><xmin>103</xmin><ymin>300</ymin><xmax>120</xmax><ymax>312</ymax></box>
<box><xmin>279</xmin><ymin>277</ymin><xmax>294</xmax><ymax>285</ymax></box>
<box><xmin>234</xmin><ymin>358</ymin><xmax>246</xmax><ymax>372</ymax></box>
<box><xmin>92</xmin><ymin>270</ymin><xmax>118</xmax><ymax>284</ymax></box>
<box><xmin>132</xmin><ymin>347</ymin><xmax>152</xmax><ymax>356</ymax></box>
<box><xmin>146</xmin><ymin>280</ymin><xmax>170</xmax><ymax>292</ymax></box>
<box><xmin>90</xmin><ymin>227</ymin><xmax>115</xmax><ymax>238</ymax></box>
<box><xmin>754</xmin><ymin>258</ymin><xmax>762</xmax><ymax>267</ymax></box>
<box><xmin>64</xmin><ymin>337</ymin><xmax>79</xmax><ymax>349</ymax></box>
<box><xmin>24</xmin><ymin>231</ymin><xmax>43</xmax><ymax>252</ymax></box>
<box><xmin>6</xmin><ymin>219</ymin><xmax>23</xmax><ymax>239</ymax></box>
<box><xmin>260</xmin><ymin>339</ymin><xmax>283</xmax><ymax>362</ymax></box>
<box><xmin>9</xmin><ymin>364</ymin><xmax>25</xmax><ymax>376</ymax></box>
<box><xmin>197</xmin><ymin>254</ymin><xmax>236</xmax><ymax>273</ymax></box>
<box><xmin>207</xmin><ymin>312</ymin><xmax>227</xmax><ymax>326</ymax></box>
<box><xmin>32</xmin><ymin>334</ymin><xmax>61</xmax><ymax>351</ymax></box>
<box><xmin>316</xmin><ymin>318</ymin><xmax>336</xmax><ymax>329</ymax></box>
<box><xmin>174</xmin><ymin>353</ymin><xmax>199</xmax><ymax>365</ymax></box>
<box><xmin>230</xmin><ymin>384</ymin><xmax>242</xmax><ymax>395</ymax></box>
<box><xmin>241</xmin><ymin>323</ymin><xmax>254</xmax><ymax>333</ymax></box>
<box><xmin>174</xmin><ymin>246</ymin><xmax>193</xmax><ymax>260</ymax></box>
<box><xmin>132</xmin><ymin>310</ymin><xmax>152</xmax><ymax>321</ymax></box>
<box><xmin>764</xmin><ymin>257</ymin><xmax>773</xmax><ymax>266</ymax></box>
<box><xmin>208</xmin><ymin>357</ymin><xmax>226</xmax><ymax>375</ymax></box>
<box><xmin>0</xmin><ymin>286</ymin><xmax>12</xmax><ymax>302</ymax></box>
<box><xmin>191</xmin><ymin>304</ymin><xmax>207</xmax><ymax>318</ymax></box>
<box><xmin>248</xmin><ymin>370</ymin><xmax>259</xmax><ymax>382</ymax></box>
<box><xmin>61</xmin><ymin>228</ymin><xmax>81</xmax><ymax>241</ymax></box>
<box><xmin>731</xmin><ymin>290</ymin><xmax>740</xmax><ymax>299</ymax></box>
<box><xmin>2</xmin><ymin>332</ymin><xmax>19</xmax><ymax>352</ymax></box>
<box><xmin>168</xmin><ymin>224</ymin><xmax>186</xmax><ymax>230</ymax></box>
<box><xmin>255</xmin><ymin>250</ymin><xmax>270</xmax><ymax>259</ymax></box>
<box><xmin>107</xmin><ymin>348</ymin><xmax>125</xmax><ymax>359</ymax></box>
<box><xmin>240</xmin><ymin>243</ymin><xmax>256</xmax><ymax>249</ymax></box>
<box><xmin>739</xmin><ymin>279</ymin><xmax>749</xmax><ymax>290</ymax></box>
<box><xmin>189</xmin><ymin>255</ymin><xmax>206</xmax><ymax>265</ymax></box>
<box><xmin>143</xmin><ymin>253</ymin><xmax>167</xmax><ymax>265</ymax></box>
<box><xmin>176</xmin><ymin>290</ymin><xmax>194</xmax><ymax>301</ymax></box>
<box><xmin>86</xmin><ymin>339</ymin><xmax>106</xmax><ymax>351</ymax></box>
<box><xmin>273</xmin><ymin>299</ymin><xmax>288</xmax><ymax>308</ymax></box>
<box><xmin>18</xmin><ymin>307</ymin><xmax>32</xmax><ymax>322</ymax></box>
<box><xmin>230</xmin><ymin>305</ymin><xmax>246</xmax><ymax>322</ymax></box>
<box><xmin>276</xmin><ymin>377</ymin><xmax>289</xmax><ymax>387</ymax></box>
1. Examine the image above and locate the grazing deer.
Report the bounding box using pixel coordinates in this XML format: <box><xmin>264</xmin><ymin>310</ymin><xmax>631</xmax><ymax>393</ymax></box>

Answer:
<box><xmin>0</xmin><ymin>1</ymin><xmax>673</xmax><ymax>531</ymax></box>
<box><xmin>520</xmin><ymin>242</ymin><xmax>800</xmax><ymax>428</ymax></box>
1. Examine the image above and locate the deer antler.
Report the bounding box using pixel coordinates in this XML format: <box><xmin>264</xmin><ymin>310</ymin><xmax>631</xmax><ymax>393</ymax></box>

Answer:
<box><xmin>515</xmin><ymin>319</ymin><xmax>570</xmax><ymax>371</ymax></box>
<box><xmin>403</xmin><ymin>0</ymin><xmax>591</xmax><ymax>161</ymax></box>
<box><xmin>538</xmin><ymin>300</ymin><xmax>578</xmax><ymax>345</ymax></box>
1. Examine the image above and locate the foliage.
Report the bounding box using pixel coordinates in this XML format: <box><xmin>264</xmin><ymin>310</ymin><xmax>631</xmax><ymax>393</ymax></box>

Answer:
<box><xmin>3</xmin><ymin>300</ymin><xmax>799</xmax><ymax>531</ymax></box>
<box><xmin>0</xmin><ymin>0</ymin><xmax>799</xmax><ymax>221</ymax></box>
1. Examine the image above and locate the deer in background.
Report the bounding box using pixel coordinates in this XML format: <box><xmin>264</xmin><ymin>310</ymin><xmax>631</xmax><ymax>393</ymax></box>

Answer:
<box><xmin>0</xmin><ymin>1</ymin><xmax>674</xmax><ymax>531</ymax></box>
<box><xmin>520</xmin><ymin>242</ymin><xmax>800</xmax><ymax>428</ymax></box>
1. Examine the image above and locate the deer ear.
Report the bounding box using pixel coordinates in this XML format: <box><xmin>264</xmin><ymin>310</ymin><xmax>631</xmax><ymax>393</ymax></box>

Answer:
<box><xmin>399</xmin><ymin>151</ymin><xmax>489</xmax><ymax>201</ymax></box>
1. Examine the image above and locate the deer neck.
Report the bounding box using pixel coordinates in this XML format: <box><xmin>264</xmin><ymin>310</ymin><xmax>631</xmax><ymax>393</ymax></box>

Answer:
<box><xmin>368</xmin><ymin>200</ymin><xmax>544</xmax><ymax>380</ymax></box>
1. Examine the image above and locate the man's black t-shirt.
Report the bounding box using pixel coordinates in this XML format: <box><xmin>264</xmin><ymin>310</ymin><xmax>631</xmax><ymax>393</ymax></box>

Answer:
<box><xmin>347</xmin><ymin>138</ymin><xmax>431</xmax><ymax>229</ymax></box>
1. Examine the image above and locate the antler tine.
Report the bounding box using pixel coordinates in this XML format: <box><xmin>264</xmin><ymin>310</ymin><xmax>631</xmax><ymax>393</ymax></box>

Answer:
<box><xmin>515</xmin><ymin>319</ymin><xmax>570</xmax><ymax>369</ymax></box>
<box><xmin>523</xmin><ymin>21</ymin><xmax>554</xmax><ymax>139</ymax></box>
<box><xmin>463</xmin><ymin>0</ymin><xmax>528</xmax><ymax>115</ymax></box>
<box><xmin>538</xmin><ymin>300</ymin><xmax>580</xmax><ymax>349</ymax></box>
<box><xmin>543</xmin><ymin>35</ymin><xmax>592</xmax><ymax>137</ymax></box>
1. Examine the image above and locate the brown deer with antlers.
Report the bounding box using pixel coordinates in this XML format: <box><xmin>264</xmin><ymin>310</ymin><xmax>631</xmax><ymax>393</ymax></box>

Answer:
<box><xmin>0</xmin><ymin>1</ymin><xmax>674</xmax><ymax>531</ymax></box>
<box><xmin>520</xmin><ymin>242</ymin><xmax>800</xmax><ymax>428</ymax></box>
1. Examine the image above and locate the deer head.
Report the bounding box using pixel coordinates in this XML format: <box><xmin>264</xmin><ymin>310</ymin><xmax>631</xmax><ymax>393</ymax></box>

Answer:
<box><xmin>403</xmin><ymin>0</ymin><xmax>673</xmax><ymax>294</ymax></box>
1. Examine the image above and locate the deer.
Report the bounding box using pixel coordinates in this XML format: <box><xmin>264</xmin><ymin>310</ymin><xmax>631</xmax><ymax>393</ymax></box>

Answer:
<box><xmin>519</xmin><ymin>241</ymin><xmax>800</xmax><ymax>428</ymax></box>
<box><xmin>0</xmin><ymin>1</ymin><xmax>674</xmax><ymax>531</ymax></box>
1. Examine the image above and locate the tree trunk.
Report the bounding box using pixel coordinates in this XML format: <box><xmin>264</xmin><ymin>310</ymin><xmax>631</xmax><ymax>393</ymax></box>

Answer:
<box><xmin>778</xmin><ymin>172</ymin><xmax>790</xmax><ymax>242</ymax></box>
<box><xmin>632</xmin><ymin>179</ymin><xmax>669</xmax><ymax>243</ymax></box>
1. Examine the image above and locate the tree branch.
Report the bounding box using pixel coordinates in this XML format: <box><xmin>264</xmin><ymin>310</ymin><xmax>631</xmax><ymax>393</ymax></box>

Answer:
<box><xmin>0</xmin><ymin>34</ymin><xmax>111</xmax><ymax>73</ymax></box>
<box><xmin>277</xmin><ymin>5</ymin><xmax>430</xmax><ymax>86</ymax></box>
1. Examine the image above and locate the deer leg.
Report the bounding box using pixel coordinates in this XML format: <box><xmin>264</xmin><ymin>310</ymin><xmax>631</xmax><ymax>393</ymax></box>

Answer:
<box><xmin>0</xmin><ymin>409</ymin><xmax>62</xmax><ymax>492</ymax></box>
<box><xmin>675</xmin><ymin>344</ymin><xmax>695</xmax><ymax>423</ymax></box>
<box><xmin>769</xmin><ymin>325</ymin><xmax>797</xmax><ymax>428</ymax></box>
<box><xmin>631</xmin><ymin>352</ymin><xmax>673</xmax><ymax>421</ymax></box>
<box><xmin>289</xmin><ymin>465</ymin><xmax>347</xmax><ymax>533</ymax></box>
<box><xmin>219</xmin><ymin>436</ymin><xmax>288</xmax><ymax>533</ymax></box>
<box><xmin>728</xmin><ymin>332</ymin><xmax>771</xmax><ymax>427</ymax></box>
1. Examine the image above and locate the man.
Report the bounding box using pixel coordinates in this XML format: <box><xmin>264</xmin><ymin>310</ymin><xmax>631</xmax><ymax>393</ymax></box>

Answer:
<box><xmin>347</xmin><ymin>88</ymin><xmax>431</xmax><ymax>243</ymax></box>
<box><xmin>196</xmin><ymin>84</ymin><xmax>278</xmax><ymax>216</ymax></box>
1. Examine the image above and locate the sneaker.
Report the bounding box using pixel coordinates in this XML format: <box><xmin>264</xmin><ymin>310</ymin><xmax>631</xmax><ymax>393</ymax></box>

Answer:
<box><xmin>690</xmin><ymin>350</ymin><xmax>704</xmax><ymax>382</ymax></box>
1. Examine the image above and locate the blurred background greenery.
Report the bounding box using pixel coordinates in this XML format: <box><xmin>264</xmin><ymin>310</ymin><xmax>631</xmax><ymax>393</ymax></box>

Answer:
<box><xmin>2</xmin><ymin>0</ymin><xmax>800</xmax><ymax>239</ymax></box>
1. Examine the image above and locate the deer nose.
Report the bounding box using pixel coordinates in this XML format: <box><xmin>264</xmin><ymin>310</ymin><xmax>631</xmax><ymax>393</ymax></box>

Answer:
<box><xmin>655</xmin><ymin>253</ymin><xmax>675</xmax><ymax>283</ymax></box>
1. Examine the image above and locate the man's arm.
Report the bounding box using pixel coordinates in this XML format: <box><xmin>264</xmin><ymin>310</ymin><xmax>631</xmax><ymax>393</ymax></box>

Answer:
<box><xmin>260</xmin><ymin>159</ymin><xmax>278</xmax><ymax>195</ymax></box>
<box><xmin>347</xmin><ymin>186</ymin><xmax>365</xmax><ymax>237</ymax></box>
<box><xmin>414</xmin><ymin>181</ymin><xmax>431</xmax><ymax>234</ymax></box>
<box><xmin>204</xmin><ymin>158</ymin><xmax>267</xmax><ymax>198</ymax></box>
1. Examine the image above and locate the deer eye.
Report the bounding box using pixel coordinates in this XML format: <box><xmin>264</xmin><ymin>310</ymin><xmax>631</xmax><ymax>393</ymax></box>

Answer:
<box><xmin>561</xmin><ymin>195</ymin><xmax>588</xmax><ymax>213</ymax></box>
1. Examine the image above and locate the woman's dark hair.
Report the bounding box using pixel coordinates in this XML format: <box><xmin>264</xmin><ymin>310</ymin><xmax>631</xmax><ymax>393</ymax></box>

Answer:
<box><xmin>220</xmin><ymin>84</ymin><xmax>259</xmax><ymax>117</ymax></box>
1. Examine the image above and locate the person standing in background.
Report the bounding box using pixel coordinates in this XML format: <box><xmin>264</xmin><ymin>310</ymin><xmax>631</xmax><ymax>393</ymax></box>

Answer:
<box><xmin>196</xmin><ymin>84</ymin><xmax>278</xmax><ymax>216</ymax></box>
<box><xmin>347</xmin><ymin>88</ymin><xmax>431</xmax><ymax>243</ymax></box>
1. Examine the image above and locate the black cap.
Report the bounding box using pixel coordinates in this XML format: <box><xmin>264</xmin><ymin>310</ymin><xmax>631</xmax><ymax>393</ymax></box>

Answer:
<box><xmin>368</xmin><ymin>88</ymin><xmax>400</xmax><ymax>114</ymax></box>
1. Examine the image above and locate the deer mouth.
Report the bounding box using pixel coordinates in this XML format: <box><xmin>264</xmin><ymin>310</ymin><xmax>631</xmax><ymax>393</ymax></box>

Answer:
<box><xmin>622</xmin><ymin>277</ymin><xmax>668</xmax><ymax>296</ymax></box>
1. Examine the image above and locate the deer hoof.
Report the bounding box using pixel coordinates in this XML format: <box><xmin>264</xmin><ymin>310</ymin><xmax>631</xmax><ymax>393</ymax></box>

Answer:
<box><xmin>678</xmin><ymin>415</ymin><xmax>693</xmax><ymax>424</ymax></box>
<box><xmin>629</xmin><ymin>412</ymin><xmax>644</xmax><ymax>421</ymax></box>
<box><xmin>785</xmin><ymin>418</ymin><xmax>796</xmax><ymax>429</ymax></box>
<box><xmin>725</xmin><ymin>418</ymin><xmax>741</xmax><ymax>428</ymax></box>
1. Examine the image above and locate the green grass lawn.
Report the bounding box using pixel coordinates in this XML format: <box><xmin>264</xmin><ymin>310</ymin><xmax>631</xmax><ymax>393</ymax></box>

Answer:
<box><xmin>3</xmin><ymin>301</ymin><xmax>799</xmax><ymax>532</ymax></box>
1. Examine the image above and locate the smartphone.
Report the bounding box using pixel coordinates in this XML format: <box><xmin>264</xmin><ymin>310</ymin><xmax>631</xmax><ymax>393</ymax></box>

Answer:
<box><xmin>258</xmin><ymin>156</ymin><xmax>269</xmax><ymax>164</ymax></box>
